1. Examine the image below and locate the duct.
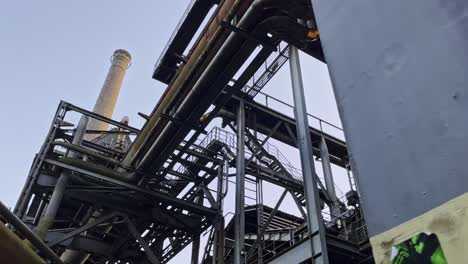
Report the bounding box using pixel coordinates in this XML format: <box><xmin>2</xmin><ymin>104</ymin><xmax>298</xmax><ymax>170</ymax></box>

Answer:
<box><xmin>255</xmin><ymin>15</ymin><xmax>325</xmax><ymax>62</ymax></box>
<box><xmin>134</xmin><ymin>0</ymin><xmax>317</xmax><ymax>179</ymax></box>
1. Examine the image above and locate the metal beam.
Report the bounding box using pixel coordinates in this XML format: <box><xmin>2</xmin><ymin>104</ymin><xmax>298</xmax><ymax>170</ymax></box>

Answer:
<box><xmin>65</xmin><ymin>102</ymin><xmax>140</xmax><ymax>134</ymax></box>
<box><xmin>35</xmin><ymin>116</ymin><xmax>89</xmax><ymax>240</ymax></box>
<box><xmin>15</xmin><ymin>102</ymin><xmax>68</xmax><ymax>219</ymax></box>
<box><xmin>267</xmin><ymin>237</ymin><xmax>311</xmax><ymax>264</ymax></box>
<box><xmin>246</xmin><ymin>189</ymin><xmax>288</xmax><ymax>259</ymax></box>
<box><xmin>191</xmin><ymin>195</ymin><xmax>203</xmax><ymax>264</ymax></box>
<box><xmin>289</xmin><ymin>191</ymin><xmax>307</xmax><ymax>219</ymax></box>
<box><xmin>289</xmin><ymin>46</ymin><xmax>329</xmax><ymax>264</ymax></box>
<box><xmin>0</xmin><ymin>201</ymin><xmax>64</xmax><ymax>264</ymax></box>
<box><xmin>234</xmin><ymin>100</ymin><xmax>246</xmax><ymax>264</ymax></box>
<box><xmin>200</xmin><ymin>184</ymin><xmax>217</xmax><ymax>209</ymax></box>
<box><xmin>220</xmin><ymin>96</ymin><xmax>348</xmax><ymax>168</ymax></box>
<box><xmin>125</xmin><ymin>217</ymin><xmax>161</xmax><ymax>264</ymax></box>
<box><xmin>48</xmin><ymin>212</ymin><xmax>119</xmax><ymax>247</ymax></box>
<box><xmin>44</xmin><ymin>158</ymin><xmax>217</xmax><ymax>217</ymax></box>
<box><xmin>245</xmin><ymin>120</ymin><xmax>282</xmax><ymax>167</ymax></box>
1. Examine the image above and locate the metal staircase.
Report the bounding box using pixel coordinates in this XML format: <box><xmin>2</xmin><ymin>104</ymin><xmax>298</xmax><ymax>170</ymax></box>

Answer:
<box><xmin>156</xmin><ymin>125</ymin><xmax>348</xmax><ymax>262</ymax></box>
<box><xmin>241</xmin><ymin>42</ymin><xmax>290</xmax><ymax>98</ymax></box>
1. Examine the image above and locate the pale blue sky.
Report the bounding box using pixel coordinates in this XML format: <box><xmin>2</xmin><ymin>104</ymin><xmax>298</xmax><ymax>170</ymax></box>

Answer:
<box><xmin>0</xmin><ymin>0</ymin><xmax>189</xmax><ymax>206</ymax></box>
<box><xmin>0</xmin><ymin>1</ymin><xmax>343</xmax><ymax>262</ymax></box>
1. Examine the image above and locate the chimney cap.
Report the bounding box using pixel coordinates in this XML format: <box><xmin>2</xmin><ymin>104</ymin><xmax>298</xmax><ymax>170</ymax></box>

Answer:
<box><xmin>113</xmin><ymin>49</ymin><xmax>132</xmax><ymax>61</ymax></box>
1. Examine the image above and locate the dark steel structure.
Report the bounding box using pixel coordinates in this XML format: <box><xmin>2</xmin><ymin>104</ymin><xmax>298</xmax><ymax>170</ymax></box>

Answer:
<box><xmin>8</xmin><ymin>0</ymin><xmax>375</xmax><ymax>263</ymax></box>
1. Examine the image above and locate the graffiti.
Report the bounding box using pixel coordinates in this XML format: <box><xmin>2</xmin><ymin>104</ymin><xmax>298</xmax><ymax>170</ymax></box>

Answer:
<box><xmin>392</xmin><ymin>233</ymin><xmax>447</xmax><ymax>264</ymax></box>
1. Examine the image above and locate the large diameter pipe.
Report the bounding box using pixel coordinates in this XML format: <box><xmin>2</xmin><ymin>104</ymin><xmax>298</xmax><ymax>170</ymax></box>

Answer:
<box><xmin>126</xmin><ymin>0</ymin><xmax>313</xmax><ymax>171</ymax></box>
<box><xmin>0</xmin><ymin>223</ymin><xmax>45</xmax><ymax>264</ymax></box>
<box><xmin>124</xmin><ymin>0</ymin><xmax>248</xmax><ymax>164</ymax></box>
<box><xmin>0</xmin><ymin>201</ymin><xmax>64</xmax><ymax>264</ymax></box>
<box><xmin>85</xmin><ymin>49</ymin><xmax>131</xmax><ymax>141</ymax></box>
<box><xmin>136</xmin><ymin>0</ymin><xmax>314</xmax><ymax>175</ymax></box>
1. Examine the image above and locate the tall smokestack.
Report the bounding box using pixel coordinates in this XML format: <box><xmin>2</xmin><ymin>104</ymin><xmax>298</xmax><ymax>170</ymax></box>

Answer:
<box><xmin>86</xmin><ymin>49</ymin><xmax>131</xmax><ymax>140</ymax></box>
<box><xmin>60</xmin><ymin>50</ymin><xmax>131</xmax><ymax>264</ymax></box>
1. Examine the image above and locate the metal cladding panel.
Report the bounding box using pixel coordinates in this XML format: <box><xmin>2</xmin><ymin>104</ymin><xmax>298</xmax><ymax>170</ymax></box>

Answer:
<box><xmin>312</xmin><ymin>0</ymin><xmax>468</xmax><ymax>236</ymax></box>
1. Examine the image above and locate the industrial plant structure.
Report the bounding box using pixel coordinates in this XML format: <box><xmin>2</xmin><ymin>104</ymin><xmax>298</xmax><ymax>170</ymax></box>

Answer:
<box><xmin>1</xmin><ymin>0</ymin><xmax>466</xmax><ymax>263</ymax></box>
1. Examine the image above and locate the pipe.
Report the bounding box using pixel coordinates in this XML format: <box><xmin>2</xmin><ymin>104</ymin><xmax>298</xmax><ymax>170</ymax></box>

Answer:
<box><xmin>124</xmin><ymin>0</ymin><xmax>249</xmax><ymax>165</ymax></box>
<box><xmin>135</xmin><ymin>0</ymin><xmax>315</xmax><ymax>178</ymax></box>
<box><xmin>319</xmin><ymin>137</ymin><xmax>337</xmax><ymax>203</ymax></box>
<box><xmin>0</xmin><ymin>223</ymin><xmax>45</xmax><ymax>264</ymax></box>
<box><xmin>0</xmin><ymin>201</ymin><xmax>65</xmax><ymax>264</ymax></box>
<box><xmin>57</xmin><ymin>157</ymin><xmax>129</xmax><ymax>182</ymax></box>
<box><xmin>125</xmin><ymin>0</ymin><xmax>314</xmax><ymax>172</ymax></box>
<box><xmin>50</xmin><ymin>141</ymin><xmax>121</xmax><ymax>166</ymax></box>
<box><xmin>35</xmin><ymin>116</ymin><xmax>88</xmax><ymax>240</ymax></box>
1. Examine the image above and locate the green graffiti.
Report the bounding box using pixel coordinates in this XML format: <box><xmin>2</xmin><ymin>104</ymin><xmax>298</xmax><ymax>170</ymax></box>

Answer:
<box><xmin>392</xmin><ymin>233</ymin><xmax>447</xmax><ymax>264</ymax></box>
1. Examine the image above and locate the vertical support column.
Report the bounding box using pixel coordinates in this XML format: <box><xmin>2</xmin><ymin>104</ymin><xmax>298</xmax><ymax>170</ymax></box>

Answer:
<box><xmin>319</xmin><ymin>138</ymin><xmax>341</xmax><ymax>218</ymax></box>
<box><xmin>256</xmin><ymin>179</ymin><xmax>263</xmax><ymax>264</ymax></box>
<box><xmin>289</xmin><ymin>46</ymin><xmax>329</xmax><ymax>264</ymax></box>
<box><xmin>234</xmin><ymin>100</ymin><xmax>245</xmax><ymax>264</ymax></box>
<box><xmin>191</xmin><ymin>194</ymin><xmax>203</xmax><ymax>264</ymax></box>
<box><xmin>15</xmin><ymin>103</ymin><xmax>68</xmax><ymax>219</ymax></box>
<box><xmin>35</xmin><ymin>116</ymin><xmax>89</xmax><ymax>240</ymax></box>
<box><xmin>213</xmin><ymin>162</ymin><xmax>226</xmax><ymax>264</ymax></box>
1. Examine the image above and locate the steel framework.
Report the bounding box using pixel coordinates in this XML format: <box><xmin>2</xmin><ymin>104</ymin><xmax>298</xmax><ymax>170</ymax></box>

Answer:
<box><xmin>5</xmin><ymin>0</ymin><xmax>376</xmax><ymax>263</ymax></box>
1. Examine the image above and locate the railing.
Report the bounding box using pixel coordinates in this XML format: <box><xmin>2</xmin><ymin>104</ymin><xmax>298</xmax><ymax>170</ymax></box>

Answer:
<box><xmin>255</xmin><ymin>91</ymin><xmax>345</xmax><ymax>141</ymax></box>
<box><xmin>199</xmin><ymin>126</ymin><xmax>236</xmax><ymax>151</ymax></box>
<box><xmin>241</xmin><ymin>42</ymin><xmax>290</xmax><ymax>98</ymax></box>
<box><xmin>177</xmin><ymin>127</ymin><xmax>348</xmax><ymax>199</ymax></box>
<box><xmin>255</xmin><ymin>133</ymin><xmax>302</xmax><ymax>180</ymax></box>
<box><xmin>154</xmin><ymin>0</ymin><xmax>198</xmax><ymax>71</ymax></box>
<box><xmin>92</xmin><ymin>128</ymin><xmax>132</xmax><ymax>152</ymax></box>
